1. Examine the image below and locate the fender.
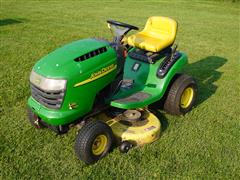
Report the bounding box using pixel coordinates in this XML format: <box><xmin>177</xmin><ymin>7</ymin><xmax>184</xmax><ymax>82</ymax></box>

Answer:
<box><xmin>157</xmin><ymin>52</ymin><xmax>188</xmax><ymax>100</ymax></box>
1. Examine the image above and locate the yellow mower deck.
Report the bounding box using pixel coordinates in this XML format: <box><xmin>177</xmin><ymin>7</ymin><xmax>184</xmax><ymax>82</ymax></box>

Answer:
<box><xmin>97</xmin><ymin>110</ymin><xmax>161</xmax><ymax>146</ymax></box>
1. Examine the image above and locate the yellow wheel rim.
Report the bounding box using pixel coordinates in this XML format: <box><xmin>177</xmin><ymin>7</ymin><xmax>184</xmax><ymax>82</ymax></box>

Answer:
<box><xmin>180</xmin><ymin>87</ymin><xmax>194</xmax><ymax>108</ymax></box>
<box><xmin>92</xmin><ymin>134</ymin><xmax>108</xmax><ymax>156</ymax></box>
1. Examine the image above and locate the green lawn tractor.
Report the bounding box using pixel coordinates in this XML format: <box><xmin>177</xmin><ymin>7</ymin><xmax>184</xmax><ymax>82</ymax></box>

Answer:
<box><xmin>27</xmin><ymin>16</ymin><xmax>198</xmax><ymax>164</ymax></box>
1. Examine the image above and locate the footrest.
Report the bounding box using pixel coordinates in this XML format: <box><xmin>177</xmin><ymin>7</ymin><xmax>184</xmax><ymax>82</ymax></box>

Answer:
<box><xmin>113</xmin><ymin>92</ymin><xmax>151</xmax><ymax>104</ymax></box>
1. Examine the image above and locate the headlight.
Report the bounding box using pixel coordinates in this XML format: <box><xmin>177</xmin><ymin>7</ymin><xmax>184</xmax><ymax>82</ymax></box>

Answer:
<box><xmin>30</xmin><ymin>71</ymin><xmax>67</xmax><ymax>91</ymax></box>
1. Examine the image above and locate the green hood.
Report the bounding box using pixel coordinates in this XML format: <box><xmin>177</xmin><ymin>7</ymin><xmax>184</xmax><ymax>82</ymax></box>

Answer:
<box><xmin>33</xmin><ymin>38</ymin><xmax>110</xmax><ymax>79</ymax></box>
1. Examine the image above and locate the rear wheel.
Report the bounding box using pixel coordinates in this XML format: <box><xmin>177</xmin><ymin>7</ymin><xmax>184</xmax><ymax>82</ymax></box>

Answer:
<box><xmin>163</xmin><ymin>74</ymin><xmax>198</xmax><ymax>115</ymax></box>
<box><xmin>74</xmin><ymin>121</ymin><xmax>114</xmax><ymax>164</ymax></box>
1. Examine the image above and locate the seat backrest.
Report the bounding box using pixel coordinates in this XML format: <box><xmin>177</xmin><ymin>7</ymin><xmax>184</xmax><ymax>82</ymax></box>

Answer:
<box><xmin>142</xmin><ymin>16</ymin><xmax>177</xmax><ymax>41</ymax></box>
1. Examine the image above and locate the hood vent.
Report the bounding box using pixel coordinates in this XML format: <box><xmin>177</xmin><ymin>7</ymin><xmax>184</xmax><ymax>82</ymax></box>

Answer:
<box><xmin>74</xmin><ymin>46</ymin><xmax>107</xmax><ymax>62</ymax></box>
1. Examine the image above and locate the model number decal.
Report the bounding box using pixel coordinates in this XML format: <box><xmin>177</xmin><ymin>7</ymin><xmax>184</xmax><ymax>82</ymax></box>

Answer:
<box><xmin>144</xmin><ymin>126</ymin><xmax>156</xmax><ymax>131</ymax></box>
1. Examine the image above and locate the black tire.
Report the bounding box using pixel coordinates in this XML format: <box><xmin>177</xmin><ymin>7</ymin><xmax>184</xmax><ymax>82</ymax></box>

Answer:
<box><xmin>27</xmin><ymin>107</ymin><xmax>44</xmax><ymax>129</ymax></box>
<box><xmin>74</xmin><ymin>121</ymin><xmax>114</xmax><ymax>164</ymax></box>
<box><xmin>163</xmin><ymin>74</ymin><xmax>198</xmax><ymax>115</ymax></box>
<box><xmin>119</xmin><ymin>141</ymin><xmax>133</xmax><ymax>153</ymax></box>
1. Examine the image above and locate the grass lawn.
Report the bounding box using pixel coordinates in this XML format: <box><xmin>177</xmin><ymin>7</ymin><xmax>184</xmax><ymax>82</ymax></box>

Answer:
<box><xmin>0</xmin><ymin>0</ymin><xmax>240</xmax><ymax>179</ymax></box>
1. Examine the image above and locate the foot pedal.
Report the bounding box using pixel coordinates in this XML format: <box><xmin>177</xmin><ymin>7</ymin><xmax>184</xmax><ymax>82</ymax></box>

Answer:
<box><xmin>121</xmin><ymin>79</ymin><xmax>134</xmax><ymax>89</ymax></box>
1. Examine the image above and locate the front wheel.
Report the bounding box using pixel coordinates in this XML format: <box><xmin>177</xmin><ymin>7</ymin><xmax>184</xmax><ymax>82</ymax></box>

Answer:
<box><xmin>163</xmin><ymin>74</ymin><xmax>198</xmax><ymax>115</ymax></box>
<box><xmin>27</xmin><ymin>107</ymin><xmax>44</xmax><ymax>129</ymax></box>
<box><xmin>74</xmin><ymin>121</ymin><xmax>114</xmax><ymax>164</ymax></box>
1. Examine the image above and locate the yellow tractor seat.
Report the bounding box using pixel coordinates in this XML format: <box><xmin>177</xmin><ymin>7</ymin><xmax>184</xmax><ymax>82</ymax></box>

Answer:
<box><xmin>127</xmin><ymin>16</ymin><xmax>177</xmax><ymax>52</ymax></box>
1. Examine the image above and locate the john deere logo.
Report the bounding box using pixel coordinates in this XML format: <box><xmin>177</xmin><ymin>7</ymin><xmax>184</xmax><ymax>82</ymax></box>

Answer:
<box><xmin>74</xmin><ymin>64</ymin><xmax>117</xmax><ymax>87</ymax></box>
<box><xmin>90</xmin><ymin>64</ymin><xmax>116</xmax><ymax>79</ymax></box>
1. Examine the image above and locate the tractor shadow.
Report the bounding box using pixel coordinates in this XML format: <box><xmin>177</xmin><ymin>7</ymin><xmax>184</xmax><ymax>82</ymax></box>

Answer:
<box><xmin>0</xmin><ymin>18</ymin><xmax>25</xmax><ymax>26</ymax></box>
<box><xmin>151</xmin><ymin>109</ymin><xmax>169</xmax><ymax>133</ymax></box>
<box><xmin>184</xmin><ymin>56</ymin><xmax>227</xmax><ymax>107</ymax></box>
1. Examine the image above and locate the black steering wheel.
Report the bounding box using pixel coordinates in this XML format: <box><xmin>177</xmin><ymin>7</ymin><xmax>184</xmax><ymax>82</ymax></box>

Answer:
<box><xmin>107</xmin><ymin>20</ymin><xmax>139</xmax><ymax>30</ymax></box>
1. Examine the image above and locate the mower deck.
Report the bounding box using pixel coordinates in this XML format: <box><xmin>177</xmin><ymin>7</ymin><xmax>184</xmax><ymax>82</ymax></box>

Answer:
<box><xmin>97</xmin><ymin>109</ymin><xmax>161</xmax><ymax>146</ymax></box>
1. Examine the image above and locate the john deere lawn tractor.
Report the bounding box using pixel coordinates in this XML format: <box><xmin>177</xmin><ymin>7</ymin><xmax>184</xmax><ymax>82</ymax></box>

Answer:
<box><xmin>27</xmin><ymin>16</ymin><xmax>197</xmax><ymax>164</ymax></box>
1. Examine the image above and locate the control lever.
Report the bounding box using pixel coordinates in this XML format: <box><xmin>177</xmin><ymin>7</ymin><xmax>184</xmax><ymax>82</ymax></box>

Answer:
<box><xmin>157</xmin><ymin>44</ymin><xmax>181</xmax><ymax>79</ymax></box>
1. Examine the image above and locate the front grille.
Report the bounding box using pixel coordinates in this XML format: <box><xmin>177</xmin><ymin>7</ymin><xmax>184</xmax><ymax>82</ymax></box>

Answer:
<box><xmin>30</xmin><ymin>83</ymin><xmax>65</xmax><ymax>109</ymax></box>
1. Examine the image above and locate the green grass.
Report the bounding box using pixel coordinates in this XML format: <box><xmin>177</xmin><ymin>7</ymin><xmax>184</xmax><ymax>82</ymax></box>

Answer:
<box><xmin>0</xmin><ymin>0</ymin><xmax>240</xmax><ymax>179</ymax></box>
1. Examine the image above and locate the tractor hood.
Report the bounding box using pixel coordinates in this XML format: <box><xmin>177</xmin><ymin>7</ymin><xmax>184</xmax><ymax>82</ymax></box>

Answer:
<box><xmin>32</xmin><ymin>38</ymin><xmax>111</xmax><ymax>79</ymax></box>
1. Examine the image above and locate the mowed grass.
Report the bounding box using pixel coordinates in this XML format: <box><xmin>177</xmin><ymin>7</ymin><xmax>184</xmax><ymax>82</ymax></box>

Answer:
<box><xmin>0</xmin><ymin>0</ymin><xmax>240</xmax><ymax>179</ymax></box>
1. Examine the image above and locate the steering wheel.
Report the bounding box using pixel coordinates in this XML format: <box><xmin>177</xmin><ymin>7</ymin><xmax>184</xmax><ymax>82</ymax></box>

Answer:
<box><xmin>107</xmin><ymin>20</ymin><xmax>139</xmax><ymax>30</ymax></box>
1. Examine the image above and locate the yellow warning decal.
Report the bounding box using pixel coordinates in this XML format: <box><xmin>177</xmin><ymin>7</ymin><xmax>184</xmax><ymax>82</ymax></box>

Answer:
<box><xmin>74</xmin><ymin>64</ymin><xmax>117</xmax><ymax>87</ymax></box>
